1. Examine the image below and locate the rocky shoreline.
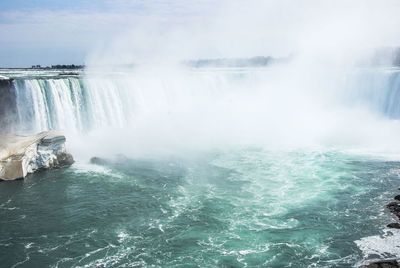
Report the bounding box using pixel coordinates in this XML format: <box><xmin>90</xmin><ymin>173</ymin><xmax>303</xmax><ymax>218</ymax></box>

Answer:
<box><xmin>0</xmin><ymin>130</ymin><xmax>74</xmax><ymax>180</ymax></box>
<box><xmin>359</xmin><ymin>190</ymin><xmax>400</xmax><ymax>268</ymax></box>
<box><xmin>360</xmin><ymin>259</ymin><xmax>399</xmax><ymax>268</ymax></box>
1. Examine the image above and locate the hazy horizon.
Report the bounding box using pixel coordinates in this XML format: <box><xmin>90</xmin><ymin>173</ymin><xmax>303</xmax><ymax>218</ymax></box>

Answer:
<box><xmin>2</xmin><ymin>0</ymin><xmax>400</xmax><ymax>68</ymax></box>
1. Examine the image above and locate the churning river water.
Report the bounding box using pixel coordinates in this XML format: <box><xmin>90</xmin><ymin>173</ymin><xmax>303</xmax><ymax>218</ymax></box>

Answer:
<box><xmin>1</xmin><ymin>149</ymin><xmax>400</xmax><ymax>267</ymax></box>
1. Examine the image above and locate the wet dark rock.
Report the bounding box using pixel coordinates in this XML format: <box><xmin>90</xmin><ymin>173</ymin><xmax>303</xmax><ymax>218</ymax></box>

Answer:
<box><xmin>370</xmin><ymin>195</ymin><xmax>400</xmax><ymax>268</ymax></box>
<box><xmin>386</xmin><ymin>202</ymin><xmax>400</xmax><ymax>220</ymax></box>
<box><xmin>387</xmin><ymin>223</ymin><xmax>400</xmax><ymax>229</ymax></box>
<box><xmin>90</xmin><ymin>155</ymin><xmax>128</xmax><ymax>166</ymax></box>
<box><xmin>387</xmin><ymin>202</ymin><xmax>400</xmax><ymax>212</ymax></box>
<box><xmin>54</xmin><ymin>152</ymin><xmax>75</xmax><ymax>168</ymax></box>
<box><xmin>360</xmin><ymin>259</ymin><xmax>399</xmax><ymax>268</ymax></box>
<box><xmin>90</xmin><ymin>157</ymin><xmax>110</xmax><ymax>166</ymax></box>
<box><xmin>0</xmin><ymin>77</ymin><xmax>18</xmax><ymax>133</ymax></box>
<box><xmin>393</xmin><ymin>207</ymin><xmax>400</xmax><ymax>212</ymax></box>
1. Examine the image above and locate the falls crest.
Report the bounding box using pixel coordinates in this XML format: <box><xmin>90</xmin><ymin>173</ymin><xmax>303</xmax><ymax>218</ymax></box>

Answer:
<box><xmin>10</xmin><ymin>68</ymin><xmax>400</xmax><ymax>138</ymax></box>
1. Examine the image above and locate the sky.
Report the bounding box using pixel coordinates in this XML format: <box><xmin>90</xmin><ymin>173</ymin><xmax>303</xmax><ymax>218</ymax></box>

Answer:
<box><xmin>1</xmin><ymin>0</ymin><xmax>400</xmax><ymax>68</ymax></box>
<box><xmin>0</xmin><ymin>0</ymin><xmax>217</xmax><ymax>67</ymax></box>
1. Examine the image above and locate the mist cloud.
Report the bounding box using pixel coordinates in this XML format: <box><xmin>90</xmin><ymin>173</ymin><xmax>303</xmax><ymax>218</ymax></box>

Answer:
<box><xmin>2</xmin><ymin>0</ymin><xmax>400</xmax><ymax>67</ymax></box>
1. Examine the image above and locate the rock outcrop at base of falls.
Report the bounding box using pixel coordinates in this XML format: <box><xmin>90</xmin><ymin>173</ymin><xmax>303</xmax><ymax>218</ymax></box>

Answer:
<box><xmin>0</xmin><ymin>75</ymin><xmax>18</xmax><ymax>134</ymax></box>
<box><xmin>0</xmin><ymin>130</ymin><xmax>74</xmax><ymax>180</ymax></box>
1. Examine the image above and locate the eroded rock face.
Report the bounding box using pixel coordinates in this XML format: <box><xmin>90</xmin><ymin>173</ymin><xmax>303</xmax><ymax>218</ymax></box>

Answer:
<box><xmin>0</xmin><ymin>131</ymin><xmax>74</xmax><ymax>180</ymax></box>
<box><xmin>0</xmin><ymin>76</ymin><xmax>18</xmax><ymax>134</ymax></box>
<box><xmin>90</xmin><ymin>156</ymin><xmax>111</xmax><ymax>166</ymax></box>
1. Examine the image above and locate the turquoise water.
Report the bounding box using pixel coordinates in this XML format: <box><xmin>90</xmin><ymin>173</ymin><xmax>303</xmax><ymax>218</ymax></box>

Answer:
<box><xmin>1</xmin><ymin>149</ymin><xmax>400</xmax><ymax>267</ymax></box>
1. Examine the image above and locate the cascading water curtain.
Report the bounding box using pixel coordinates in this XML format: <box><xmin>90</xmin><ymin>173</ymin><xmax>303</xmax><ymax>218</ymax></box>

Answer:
<box><xmin>10</xmin><ymin>69</ymin><xmax>400</xmax><ymax>136</ymax></box>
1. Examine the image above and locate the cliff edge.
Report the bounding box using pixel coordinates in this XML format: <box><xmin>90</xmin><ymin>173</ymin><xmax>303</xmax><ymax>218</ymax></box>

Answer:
<box><xmin>0</xmin><ymin>130</ymin><xmax>74</xmax><ymax>180</ymax></box>
<box><xmin>0</xmin><ymin>75</ymin><xmax>18</xmax><ymax>133</ymax></box>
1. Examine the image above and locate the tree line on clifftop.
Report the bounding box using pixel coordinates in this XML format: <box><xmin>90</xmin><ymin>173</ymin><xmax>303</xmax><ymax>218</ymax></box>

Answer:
<box><xmin>31</xmin><ymin>64</ymin><xmax>84</xmax><ymax>69</ymax></box>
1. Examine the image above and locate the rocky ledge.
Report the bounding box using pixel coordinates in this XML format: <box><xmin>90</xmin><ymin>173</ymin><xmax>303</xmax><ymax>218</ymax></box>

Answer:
<box><xmin>359</xmin><ymin>190</ymin><xmax>400</xmax><ymax>268</ymax></box>
<box><xmin>360</xmin><ymin>259</ymin><xmax>399</xmax><ymax>268</ymax></box>
<box><xmin>0</xmin><ymin>130</ymin><xmax>74</xmax><ymax>180</ymax></box>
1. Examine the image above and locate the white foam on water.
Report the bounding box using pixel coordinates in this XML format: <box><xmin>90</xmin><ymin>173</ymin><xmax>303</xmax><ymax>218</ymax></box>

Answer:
<box><xmin>355</xmin><ymin>229</ymin><xmax>400</xmax><ymax>260</ymax></box>
<box><xmin>71</xmin><ymin>162</ymin><xmax>123</xmax><ymax>179</ymax></box>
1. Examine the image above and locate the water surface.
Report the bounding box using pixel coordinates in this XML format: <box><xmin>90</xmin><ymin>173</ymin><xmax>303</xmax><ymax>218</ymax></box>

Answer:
<box><xmin>1</xmin><ymin>149</ymin><xmax>400</xmax><ymax>267</ymax></box>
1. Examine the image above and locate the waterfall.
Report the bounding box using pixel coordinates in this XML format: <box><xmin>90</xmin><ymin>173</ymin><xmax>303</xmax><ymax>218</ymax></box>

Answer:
<box><xmin>344</xmin><ymin>69</ymin><xmax>400</xmax><ymax>118</ymax></box>
<box><xmin>10</xmin><ymin>68</ymin><xmax>400</xmax><ymax>136</ymax></box>
<box><xmin>12</xmin><ymin>77</ymin><xmax>132</xmax><ymax>134</ymax></box>
<box><xmin>10</xmin><ymin>70</ymin><xmax>250</xmax><ymax>134</ymax></box>
<box><xmin>14</xmin><ymin>78</ymin><xmax>86</xmax><ymax>133</ymax></box>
